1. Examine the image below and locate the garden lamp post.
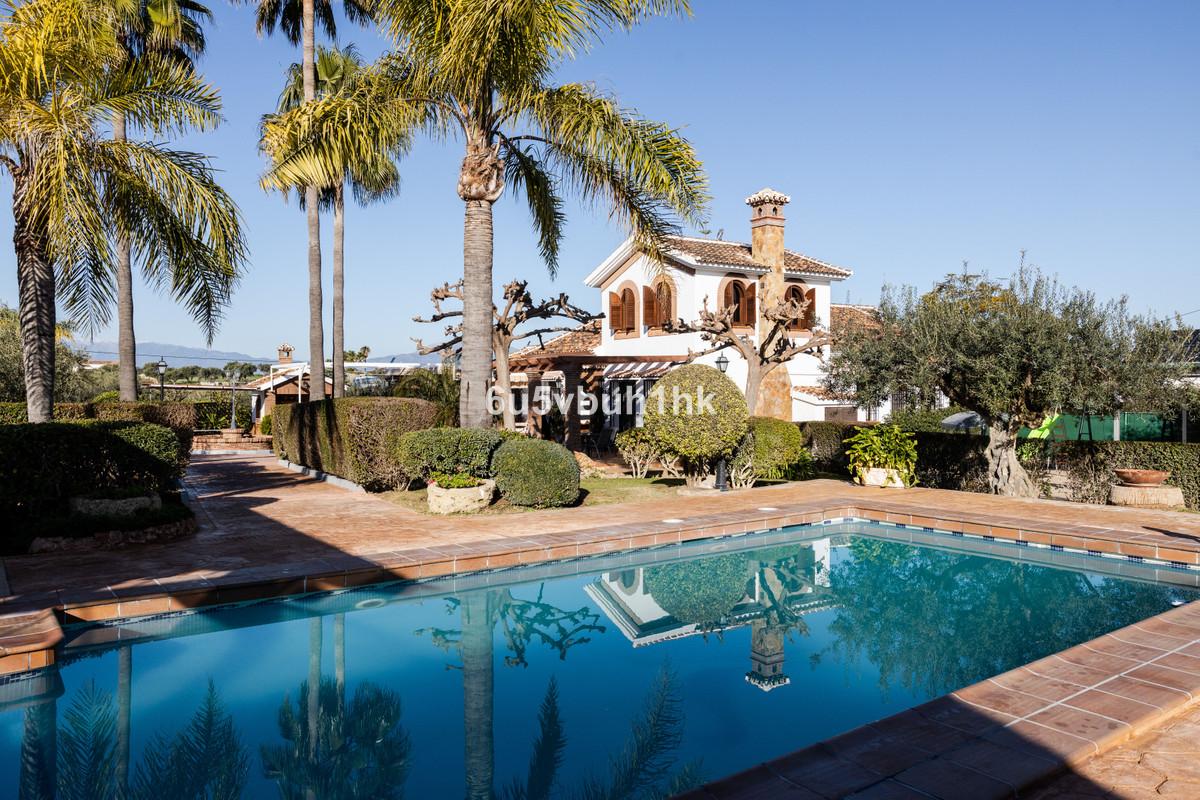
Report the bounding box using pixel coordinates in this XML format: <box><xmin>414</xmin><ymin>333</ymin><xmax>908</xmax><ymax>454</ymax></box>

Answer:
<box><xmin>156</xmin><ymin>358</ymin><xmax>168</xmax><ymax>401</ymax></box>
<box><xmin>714</xmin><ymin>352</ymin><xmax>730</xmax><ymax>491</ymax></box>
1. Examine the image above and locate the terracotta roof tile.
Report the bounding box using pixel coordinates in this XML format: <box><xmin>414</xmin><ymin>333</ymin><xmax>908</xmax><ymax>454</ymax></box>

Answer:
<box><xmin>664</xmin><ymin>235</ymin><xmax>852</xmax><ymax>278</ymax></box>
<box><xmin>510</xmin><ymin>320</ymin><xmax>601</xmax><ymax>361</ymax></box>
<box><xmin>829</xmin><ymin>303</ymin><xmax>881</xmax><ymax>336</ymax></box>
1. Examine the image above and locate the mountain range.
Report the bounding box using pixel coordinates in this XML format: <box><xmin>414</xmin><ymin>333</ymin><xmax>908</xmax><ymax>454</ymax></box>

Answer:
<box><xmin>82</xmin><ymin>341</ymin><xmax>438</xmax><ymax>368</ymax></box>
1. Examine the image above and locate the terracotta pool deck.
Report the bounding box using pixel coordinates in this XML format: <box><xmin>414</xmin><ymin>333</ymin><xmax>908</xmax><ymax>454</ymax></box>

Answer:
<box><xmin>4</xmin><ymin>453</ymin><xmax>1200</xmax><ymax>797</ymax></box>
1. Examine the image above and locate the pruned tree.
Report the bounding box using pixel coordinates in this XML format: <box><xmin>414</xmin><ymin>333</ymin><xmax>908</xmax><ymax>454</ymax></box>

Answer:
<box><xmin>664</xmin><ymin>292</ymin><xmax>830</xmax><ymax>415</ymax></box>
<box><xmin>824</xmin><ymin>258</ymin><xmax>1191</xmax><ymax>497</ymax></box>
<box><xmin>413</xmin><ymin>280</ymin><xmax>599</xmax><ymax>429</ymax></box>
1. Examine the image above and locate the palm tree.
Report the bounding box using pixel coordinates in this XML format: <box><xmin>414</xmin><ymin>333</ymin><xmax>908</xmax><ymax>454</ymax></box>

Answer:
<box><xmin>112</xmin><ymin>0</ymin><xmax>213</xmax><ymax>401</ymax></box>
<box><xmin>260</xmin><ymin>0</ymin><xmax>709</xmax><ymax>428</ymax></box>
<box><xmin>269</xmin><ymin>43</ymin><xmax>401</xmax><ymax>398</ymax></box>
<box><xmin>249</xmin><ymin>0</ymin><xmax>374</xmax><ymax>402</ymax></box>
<box><xmin>0</xmin><ymin>0</ymin><xmax>246</xmax><ymax>422</ymax></box>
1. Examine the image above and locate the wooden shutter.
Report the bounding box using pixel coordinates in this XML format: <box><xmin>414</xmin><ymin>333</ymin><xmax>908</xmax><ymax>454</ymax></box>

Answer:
<box><xmin>804</xmin><ymin>288</ymin><xmax>817</xmax><ymax>330</ymax></box>
<box><xmin>643</xmin><ymin>285</ymin><xmax>658</xmax><ymax>328</ymax></box>
<box><xmin>723</xmin><ymin>281</ymin><xmax>736</xmax><ymax>318</ymax></box>
<box><xmin>743</xmin><ymin>282</ymin><xmax>756</xmax><ymax>325</ymax></box>
<box><xmin>658</xmin><ymin>284</ymin><xmax>672</xmax><ymax>326</ymax></box>
<box><xmin>609</xmin><ymin>292</ymin><xmax>622</xmax><ymax>332</ymax></box>
<box><xmin>621</xmin><ymin>288</ymin><xmax>636</xmax><ymax>332</ymax></box>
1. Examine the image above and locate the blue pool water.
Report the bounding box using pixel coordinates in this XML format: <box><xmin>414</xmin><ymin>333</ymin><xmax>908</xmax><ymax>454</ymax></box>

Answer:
<box><xmin>2</xmin><ymin>522</ymin><xmax>1197</xmax><ymax>799</ymax></box>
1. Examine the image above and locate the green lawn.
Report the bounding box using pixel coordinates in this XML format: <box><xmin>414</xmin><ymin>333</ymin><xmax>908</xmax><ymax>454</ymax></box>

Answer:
<box><xmin>379</xmin><ymin>476</ymin><xmax>685</xmax><ymax>515</ymax></box>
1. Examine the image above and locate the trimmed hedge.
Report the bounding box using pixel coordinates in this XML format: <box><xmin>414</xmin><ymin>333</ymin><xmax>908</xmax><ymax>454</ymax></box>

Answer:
<box><xmin>491</xmin><ymin>437</ymin><xmax>580</xmax><ymax>507</ymax></box>
<box><xmin>394</xmin><ymin>427</ymin><xmax>503</xmax><ymax>480</ymax></box>
<box><xmin>912</xmin><ymin>431</ymin><xmax>989</xmax><ymax>492</ymax></box>
<box><xmin>1028</xmin><ymin>440</ymin><xmax>1200</xmax><ymax>510</ymax></box>
<box><xmin>750</xmin><ymin>416</ymin><xmax>813</xmax><ymax>480</ymax></box>
<box><xmin>274</xmin><ymin>397</ymin><xmax>438</xmax><ymax>490</ymax></box>
<box><xmin>0</xmin><ymin>421</ymin><xmax>184</xmax><ymax>519</ymax></box>
<box><xmin>0</xmin><ymin>401</ymin><xmax>196</xmax><ymax>452</ymax></box>
<box><xmin>797</xmin><ymin>421</ymin><xmax>861</xmax><ymax>470</ymax></box>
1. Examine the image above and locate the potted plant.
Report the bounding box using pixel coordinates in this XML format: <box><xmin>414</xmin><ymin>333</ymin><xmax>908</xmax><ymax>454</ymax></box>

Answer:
<box><xmin>426</xmin><ymin>471</ymin><xmax>496</xmax><ymax>514</ymax></box>
<box><xmin>845</xmin><ymin>424</ymin><xmax>918</xmax><ymax>488</ymax></box>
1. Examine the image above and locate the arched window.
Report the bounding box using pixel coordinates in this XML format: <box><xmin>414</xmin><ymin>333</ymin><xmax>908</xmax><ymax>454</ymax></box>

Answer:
<box><xmin>609</xmin><ymin>285</ymin><xmax>638</xmax><ymax>335</ymax></box>
<box><xmin>785</xmin><ymin>285</ymin><xmax>818</xmax><ymax>331</ymax></box>
<box><xmin>723</xmin><ymin>278</ymin><xmax>755</xmax><ymax>326</ymax></box>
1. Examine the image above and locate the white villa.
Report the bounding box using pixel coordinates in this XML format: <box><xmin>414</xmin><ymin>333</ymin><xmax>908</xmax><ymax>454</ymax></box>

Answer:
<box><xmin>509</xmin><ymin>187</ymin><xmax>884</xmax><ymax>447</ymax></box>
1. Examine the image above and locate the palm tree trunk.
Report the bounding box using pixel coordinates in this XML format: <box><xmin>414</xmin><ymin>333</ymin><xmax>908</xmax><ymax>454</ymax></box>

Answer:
<box><xmin>113</xmin><ymin>112</ymin><xmax>138</xmax><ymax>401</ymax></box>
<box><xmin>332</xmin><ymin>184</ymin><xmax>345</xmax><ymax>398</ymax></box>
<box><xmin>116</xmin><ymin>645</ymin><xmax>132</xmax><ymax>799</ymax></box>
<box><xmin>19</xmin><ymin>698</ymin><xmax>56</xmax><ymax>800</ymax></box>
<box><xmin>302</xmin><ymin>0</ymin><xmax>325</xmax><ymax>402</ymax></box>
<box><xmin>460</xmin><ymin>200</ymin><xmax>495</xmax><ymax>428</ymax></box>
<box><xmin>13</xmin><ymin>174</ymin><xmax>56</xmax><ymax>423</ymax></box>
<box><xmin>461</xmin><ymin>591</ymin><xmax>494</xmax><ymax>800</ymax></box>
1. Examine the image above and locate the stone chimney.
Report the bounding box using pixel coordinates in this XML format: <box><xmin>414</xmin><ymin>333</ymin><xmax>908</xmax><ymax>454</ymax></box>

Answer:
<box><xmin>745</xmin><ymin>187</ymin><xmax>790</xmax><ymax>271</ymax></box>
<box><xmin>277</xmin><ymin>342</ymin><xmax>294</xmax><ymax>364</ymax></box>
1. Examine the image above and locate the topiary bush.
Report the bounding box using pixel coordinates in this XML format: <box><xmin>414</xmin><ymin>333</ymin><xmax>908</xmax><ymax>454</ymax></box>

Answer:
<box><xmin>615</xmin><ymin>427</ymin><xmax>659</xmax><ymax>479</ymax></box>
<box><xmin>259</xmin><ymin>413</ymin><xmax>272</xmax><ymax>436</ymax></box>
<box><xmin>644</xmin><ymin>364</ymin><xmax>748</xmax><ymax>485</ymax></box>
<box><xmin>394</xmin><ymin>427</ymin><xmax>504</xmax><ymax>481</ymax></box>
<box><xmin>491</xmin><ymin>437</ymin><xmax>580</xmax><ymax>507</ymax></box>
<box><xmin>750</xmin><ymin>416</ymin><xmax>813</xmax><ymax>480</ymax></box>
<box><xmin>94</xmin><ymin>401</ymin><xmax>197</xmax><ymax>453</ymax></box>
<box><xmin>273</xmin><ymin>398</ymin><xmax>439</xmax><ymax>490</ymax></box>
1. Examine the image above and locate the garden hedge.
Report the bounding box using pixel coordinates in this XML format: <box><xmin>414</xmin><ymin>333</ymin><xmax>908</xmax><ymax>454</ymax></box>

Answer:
<box><xmin>749</xmin><ymin>416</ymin><xmax>813</xmax><ymax>480</ymax></box>
<box><xmin>796</xmin><ymin>421</ymin><xmax>862</xmax><ymax>470</ymax></box>
<box><xmin>1027</xmin><ymin>440</ymin><xmax>1200</xmax><ymax>510</ymax></box>
<box><xmin>491</xmin><ymin>437</ymin><xmax>580</xmax><ymax>508</ymax></box>
<box><xmin>394</xmin><ymin>427</ymin><xmax>504</xmax><ymax>480</ymax></box>
<box><xmin>0</xmin><ymin>401</ymin><xmax>197</xmax><ymax>452</ymax></box>
<box><xmin>273</xmin><ymin>397</ymin><xmax>438</xmax><ymax>490</ymax></box>
<box><xmin>0</xmin><ymin>421</ymin><xmax>184</xmax><ymax>519</ymax></box>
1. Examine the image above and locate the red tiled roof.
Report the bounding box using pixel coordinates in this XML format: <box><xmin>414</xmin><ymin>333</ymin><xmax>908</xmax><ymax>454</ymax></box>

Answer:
<box><xmin>510</xmin><ymin>320</ymin><xmax>601</xmax><ymax>361</ymax></box>
<box><xmin>664</xmin><ymin>235</ymin><xmax>852</xmax><ymax>278</ymax></box>
<box><xmin>829</xmin><ymin>303</ymin><xmax>880</xmax><ymax>336</ymax></box>
<box><xmin>794</xmin><ymin>385</ymin><xmax>845</xmax><ymax>401</ymax></box>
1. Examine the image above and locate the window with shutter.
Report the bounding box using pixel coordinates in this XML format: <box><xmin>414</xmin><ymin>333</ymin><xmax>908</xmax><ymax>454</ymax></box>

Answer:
<box><xmin>804</xmin><ymin>288</ymin><xmax>817</xmax><ymax>330</ymax></box>
<box><xmin>643</xmin><ymin>285</ymin><xmax>658</xmax><ymax>329</ymax></box>
<box><xmin>656</xmin><ymin>282</ymin><xmax>673</xmax><ymax>327</ymax></box>
<box><xmin>742</xmin><ymin>282</ymin><xmax>756</xmax><ymax>326</ymax></box>
<box><xmin>785</xmin><ymin>286</ymin><xmax>804</xmax><ymax>330</ymax></box>
<box><xmin>609</xmin><ymin>292</ymin><xmax>622</xmax><ymax>333</ymax></box>
<box><xmin>620</xmin><ymin>288</ymin><xmax>637</xmax><ymax>333</ymax></box>
<box><xmin>723</xmin><ymin>281</ymin><xmax>736</xmax><ymax>318</ymax></box>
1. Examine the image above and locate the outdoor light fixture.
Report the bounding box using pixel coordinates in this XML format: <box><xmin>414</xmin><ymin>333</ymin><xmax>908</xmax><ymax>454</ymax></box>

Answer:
<box><xmin>156</xmin><ymin>357</ymin><xmax>168</xmax><ymax>401</ymax></box>
<box><xmin>715</xmin><ymin>353</ymin><xmax>729</xmax><ymax>373</ymax></box>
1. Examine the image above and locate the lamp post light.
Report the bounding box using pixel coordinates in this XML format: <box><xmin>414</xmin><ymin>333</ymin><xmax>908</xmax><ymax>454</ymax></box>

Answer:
<box><xmin>713</xmin><ymin>351</ymin><xmax>730</xmax><ymax>491</ymax></box>
<box><xmin>156</xmin><ymin>358</ymin><xmax>168</xmax><ymax>401</ymax></box>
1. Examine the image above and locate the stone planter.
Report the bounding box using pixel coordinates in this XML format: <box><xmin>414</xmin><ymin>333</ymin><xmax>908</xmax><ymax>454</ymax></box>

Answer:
<box><xmin>857</xmin><ymin>467</ymin><xmax>906</xmax><ymax>488</ymax></box>
<box><xmin>427</xmin><ymin>479</ymin><xmax>495</xmax><ymax>515</ymax></box>
<box><xmin>69</xmin><ymin>493</ymin><xmax>161</xmax><ymax>518</ymax></box>
<box><xmin>1114</xmin><ymin>468</ymin><xmax>1170</xmax><ymax>487</ymax></box>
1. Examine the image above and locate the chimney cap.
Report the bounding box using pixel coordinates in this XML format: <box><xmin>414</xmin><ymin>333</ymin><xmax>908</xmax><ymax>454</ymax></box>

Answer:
<box><xmin>745</xmin><ymin>187</ymin><xmax>791</xmax><ymax>207</ymax></box>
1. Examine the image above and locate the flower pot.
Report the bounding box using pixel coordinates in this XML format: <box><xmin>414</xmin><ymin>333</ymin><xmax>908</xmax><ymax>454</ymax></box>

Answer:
<box><xmin>858</xmin><ymin>467</ymin><xmax>905</xmax><ymax>488</ymax></box>
<box><xmin>1114</xmin><ymin>469</ymin><xmax>1170</xmax><ymax>487</ymax></box>
<box><xmin>427</xmin><ymin>479</ymin><xmax>496</xmax><ymax>515</ymax></box>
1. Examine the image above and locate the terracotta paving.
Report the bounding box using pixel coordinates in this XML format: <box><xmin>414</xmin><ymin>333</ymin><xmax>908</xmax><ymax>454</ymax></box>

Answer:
<box><xmin>4</xmin><ymin>453</ymin><xmax>1200</xmax><ymax>796</ymax></box>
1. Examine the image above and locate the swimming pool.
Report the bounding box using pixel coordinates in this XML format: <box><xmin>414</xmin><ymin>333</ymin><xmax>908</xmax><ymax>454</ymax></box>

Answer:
<box><xmin>2</xmin><ymin>521</ymin><xmax>1196</xmax><ymax>799</ymax></box>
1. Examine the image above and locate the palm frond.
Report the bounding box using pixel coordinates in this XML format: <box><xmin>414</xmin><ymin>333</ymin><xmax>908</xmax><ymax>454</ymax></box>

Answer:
<box><xmin>502</xmin><ymin>142</ymin><xmax>565</xmax><ymax>276</ymax></box>
<box><xmin>56</xmin><ymin>681</ymin><xmax>117</xmax><ymax>800</ymax></box>
<box><xmin>92</xmin><ymin>54</ymin><xmax>222</xmax><ymax>137</ymax></box>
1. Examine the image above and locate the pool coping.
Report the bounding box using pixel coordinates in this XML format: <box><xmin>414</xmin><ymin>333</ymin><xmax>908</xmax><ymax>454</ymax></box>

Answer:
<box><xmin>2</xmin><ymin>494</ymin><xmax>1200</xmax><ymax>798</ymax></box>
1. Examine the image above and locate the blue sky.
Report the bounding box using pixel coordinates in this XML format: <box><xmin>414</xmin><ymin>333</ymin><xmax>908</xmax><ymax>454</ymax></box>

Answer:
<box><xmin>1</xmin><ymin>0</ymin><xmax>1197</xmax><ymax>359</ymax></box>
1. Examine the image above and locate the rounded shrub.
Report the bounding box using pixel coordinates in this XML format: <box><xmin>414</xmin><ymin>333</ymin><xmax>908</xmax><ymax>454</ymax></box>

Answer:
<box><xmin>394</xmin><ymin>427</ymin><xmax>503</xmax><ymax>480</ymax></box>
<box><xmin>259</xmin><ymin>413</ymin><xmax>273</xmax><ymax>436</ymax></box>
<box><xmin>750</xmin><ymin>416</ymin><xmax>813</xmax><ymax>480</ymax></box>
<box><xmin>643</xmin><ymin>364</ymin><xmax>748</xmax><ymax>478</ymax></box>
<box><xmin>615</xmin><ymin>427</ymin><xmax>659</xmax><ymax>479</ymax></box>
<box><xmin>491</xmin><ymin>437</ymin><xmax>580</xmax><ymax>507</ymax></box>
<box><xmin>91</xmin><ymin>390</ymin><xmax>121</xmax><ymax>403</ymax></box>
<box><xmin>644</xmin><ymin>554</ymin><xmax>750</xmax><ymax>625</ymax></box>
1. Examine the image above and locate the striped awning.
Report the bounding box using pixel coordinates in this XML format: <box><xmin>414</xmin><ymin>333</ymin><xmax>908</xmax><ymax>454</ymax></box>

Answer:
<box><xmin>601</xmin><ymin>361</ymin><xmax>681</xmax><ymax>379</ymax></box>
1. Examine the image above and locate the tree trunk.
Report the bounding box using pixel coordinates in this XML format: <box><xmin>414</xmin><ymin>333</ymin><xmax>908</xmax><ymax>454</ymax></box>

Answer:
<box><xmin>461</xmin><ymin>591</ymin><xmax>494</xmax><ymax>800</ymax></box>
<box><xmin>302</xmin><ymin>0</ymin><xmax>325</xmax><ymax>402</ymax></box>
<box><xmin>332</xmin><ymin>184</ymin><xmax>345</xmax><ymax>398</ymax></box>
<box><xmin>985</xmin><ymin>423</ymin><xmax>1037</xmax><ymax>497</ymax></box>
<box><xmin>743</xmin><ymin>359</ymin><xmax>762</xmax><ymax>416</ymax></box>
<box><xmin>457</xmin><ymin>136</ymin><xmax>504</xmax><ymax>429</ymax></box>
<box><xmin>116</xmin><ymin>646</ymin><xmax>132</xmax><ymax>799</ymax></box>
<box><xmin>14</xmin><ymin>175</ymin><xmax>56</xmax><ymax>423</ymax></box>
<box><xmin>334</xmin><ymin>612</ymin><xmax>345</xmax><ymax>716</ymax></box>
<box><xmin>494</xmin><ymin>334</ymin><xmax>514</xmax><ymax>430</ymax></box>
<box><xmin>19</xmin><ymin>698</ymin><xmax>56</xmax><ymax>800</ymax></box>
<box><xmin>113</xmin><ymin>112</ymin><xmax>138</xmax><ymax>401</ymax></box>
<box><xmin>460</xmin><ymin>200</ymin><xmax>495</xmax><ymax>428</ymax></box>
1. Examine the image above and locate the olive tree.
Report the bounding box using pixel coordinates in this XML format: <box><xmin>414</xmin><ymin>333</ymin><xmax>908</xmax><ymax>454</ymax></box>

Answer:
<box><xmin>824</xmin><ymin>260</ymin><xmax>1188</xmax><ymax>497</ymax></box>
